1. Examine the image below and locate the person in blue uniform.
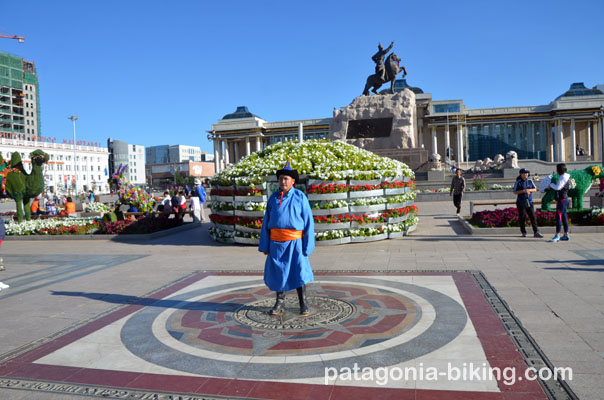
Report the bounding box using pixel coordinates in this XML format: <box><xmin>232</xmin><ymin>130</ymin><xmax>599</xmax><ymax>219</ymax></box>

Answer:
<box><xmin>259</xmin><ymin>160</ymin><xmax>314</xmax><ymax>316</ymax></box>
<box><xmin>513</xmin><ymin>168</ymin><xmax>543</xmax><ymax>238</ymax></box>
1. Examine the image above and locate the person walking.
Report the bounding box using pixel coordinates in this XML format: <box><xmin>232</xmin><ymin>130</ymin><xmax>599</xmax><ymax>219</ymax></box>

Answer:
<box><xmin>548</xmin><ymin>163</ymin><xmax>571</xmax><ymax>242</ymax></box>
<box><xmin>513</xmin><ymin>168</ymin><xmax>543</xmax><ymax>238</ymax></box>
<box><xmin>450</xmin><ymin>168</ymin><xmax>466</xmax><ymax>216</ymax></box>
<box><xmin>259</xmin><ymin>160</ymin><xmax>314</xmax><ymax>316</ymax></box>
<box><xmin>0</xmin><ymin>218</ymin><xmax>9</xmax><ymax>290</ymax></box>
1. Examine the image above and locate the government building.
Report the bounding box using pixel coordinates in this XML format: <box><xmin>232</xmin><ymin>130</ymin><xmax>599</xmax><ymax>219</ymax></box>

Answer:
<box><xmin>208</xmin><ymin>81</ymin><xmax>604</xmax><ymax>172</ymax></box>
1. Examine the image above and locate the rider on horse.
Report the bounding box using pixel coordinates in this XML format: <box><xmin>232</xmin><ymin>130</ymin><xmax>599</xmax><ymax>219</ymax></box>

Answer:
<box><xmin>371</xmin><ymin>41</ymin><xmax>394</xmax><ymax>83</ymax></box>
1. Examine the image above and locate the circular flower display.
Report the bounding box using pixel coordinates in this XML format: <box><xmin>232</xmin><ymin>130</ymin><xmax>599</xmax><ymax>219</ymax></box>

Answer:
<box><xmin>209</xmin><ymin>140</ymin><xmax>418</xmax><ymax>245</ymax></box>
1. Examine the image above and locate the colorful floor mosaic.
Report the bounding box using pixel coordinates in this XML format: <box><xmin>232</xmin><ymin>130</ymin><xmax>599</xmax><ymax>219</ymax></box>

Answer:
<box><xmin>0</xmin><ymin>271</ymin><xmax>553</xmax><ymax>399</ymax></box>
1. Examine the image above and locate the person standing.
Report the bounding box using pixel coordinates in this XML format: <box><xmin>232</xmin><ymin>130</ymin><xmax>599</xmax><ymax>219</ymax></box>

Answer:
<box><xmin>513</xmin><ymin>169</ymin><xmax>543</xmax><ymax>238</ymax></box>
<box><xmin>189</xmin><ymin>192</ymin><xmax>201</xmax><ymax>223</ymax></box>
<box><xmin>549</xmin><ymin>163</ymin><xmax>571</xmax><ymax>242</ymax></box>
<box><xmin>450</xmin><ymin>168</ymin><xmax>466</xmax><ymax>216</ymax></box>
<box><xmin>259</xmin><ymin>160</ymin><xmax>314</xmax><ymax>316</ymax></box>
<box><xmin>194</xmin><ymin>179</ymin><xmax>207</xmax><ymax>222</ymax></box>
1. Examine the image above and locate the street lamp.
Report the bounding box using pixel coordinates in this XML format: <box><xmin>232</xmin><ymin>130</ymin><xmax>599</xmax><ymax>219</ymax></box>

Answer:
<box><xmin>594</xmin><ymin>106</ymin><xmax>604</xmax><ymax>166</ymax></box>
<box><xmin>68</xmin><ymin>116</ymin><xmax>78</xmax><ymax>194</ymax></box>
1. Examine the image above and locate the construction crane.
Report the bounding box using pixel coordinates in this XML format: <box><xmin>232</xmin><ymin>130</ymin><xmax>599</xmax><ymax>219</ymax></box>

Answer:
<box><xmin>0</xmin><ymin>34</ymin><xmax>24</xmax><ymax>43</ymax></box>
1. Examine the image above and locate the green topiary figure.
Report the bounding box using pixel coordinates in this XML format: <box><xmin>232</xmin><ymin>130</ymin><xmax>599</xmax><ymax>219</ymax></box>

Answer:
<box><xmin>0</xmin><ymin>150</ymin><xmax>50</xmax><ymax>222</ymax></box>
<box><xmin>540</xmin><ymin>165</ymin><xmax>604</xmax><ymax>211</ymax></box>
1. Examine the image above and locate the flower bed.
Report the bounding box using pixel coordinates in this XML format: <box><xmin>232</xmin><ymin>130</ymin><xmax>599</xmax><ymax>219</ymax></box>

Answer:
<box><xmin>468</xmin><ymin>207</ymin><xmax>604</xmax><ymax>228</ymax></box>
<box><xmin>209</xmin><ymin>140</ymin><xmax>418</xmax><ymax>245</ymax></box>
<box><xmin>5</xmin><ymin>214</ymin><xmax>184</xmax><ymax>236</ymax></box>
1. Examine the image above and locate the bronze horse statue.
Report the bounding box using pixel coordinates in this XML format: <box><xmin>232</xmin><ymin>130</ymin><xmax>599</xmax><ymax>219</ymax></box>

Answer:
<box><xmin>362</xmin><ymin>53</ymin><xmax>407</xmax><ymax>96</ymax></box>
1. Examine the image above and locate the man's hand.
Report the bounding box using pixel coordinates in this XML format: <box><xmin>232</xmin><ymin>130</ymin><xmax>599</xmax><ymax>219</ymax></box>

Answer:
<box><xmin>262</xmin><ymin>251</ymin><xmax>268</xmax><ymax>255</ymax></box>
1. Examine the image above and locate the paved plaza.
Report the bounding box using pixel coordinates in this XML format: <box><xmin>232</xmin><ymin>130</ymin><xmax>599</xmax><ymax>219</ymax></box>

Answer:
<box><xmin>0</xmin><ymin>201</ymin><xmax>602</xmax><ymax>399</ymax></box>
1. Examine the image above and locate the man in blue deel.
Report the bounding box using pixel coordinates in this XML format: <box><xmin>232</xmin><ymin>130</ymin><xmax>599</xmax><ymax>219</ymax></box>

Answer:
<box><xmin>259</xmin><ymin>159</ymin><xmax>314</xmax><ymax>316</ymax></box>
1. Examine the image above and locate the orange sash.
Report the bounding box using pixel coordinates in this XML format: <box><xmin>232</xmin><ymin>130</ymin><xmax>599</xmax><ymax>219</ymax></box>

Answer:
<box><xmin>270</xmin><ymin>228</ymin><xmax>303</xmax><ymax>242</ymax></box>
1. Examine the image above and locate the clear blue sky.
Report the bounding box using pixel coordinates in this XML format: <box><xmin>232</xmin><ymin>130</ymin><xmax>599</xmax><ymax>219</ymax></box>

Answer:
<box><xmin>2</xmin><ymin>0</ymin><xmax>603</xmax><ymax>154</ymax></box>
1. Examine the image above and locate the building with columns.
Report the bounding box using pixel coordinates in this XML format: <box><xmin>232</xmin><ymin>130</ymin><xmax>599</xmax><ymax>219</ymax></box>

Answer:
<box><xmin>208</xmin><ymin>83</ymin><xmax>604</xmax><ymax>171</ymax></box>
<box><xmin>423</xmin><ymin>83</ymin><xmax>604</xmax><ymax>167</ymax></box>
<box><xmin>208</xmin><ymin>106</ymin><xmax>329</xmax><ymax>172</ymax></box>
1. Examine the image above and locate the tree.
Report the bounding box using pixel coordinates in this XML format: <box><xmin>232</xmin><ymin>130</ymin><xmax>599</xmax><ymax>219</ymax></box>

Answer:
<box><xmin>174</xmin><ymin>170</ymin><xmax>185</xmax><ymax>185</ymax></box>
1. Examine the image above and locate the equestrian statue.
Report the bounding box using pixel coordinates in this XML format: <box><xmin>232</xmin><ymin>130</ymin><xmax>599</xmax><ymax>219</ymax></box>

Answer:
<box><xmin>362</xmin><ymin>41</ymin><xmax>407</xmax><ymax>96</ymax></box>
<box><xmin>0</xmin><ymin>150</ymin><xmax>49</xmax><ymax>222</ymax></box>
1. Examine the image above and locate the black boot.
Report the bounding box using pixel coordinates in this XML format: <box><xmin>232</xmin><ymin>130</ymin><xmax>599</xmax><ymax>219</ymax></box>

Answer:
<box><xmin>296</xmin><ymin>285</ymin><xmax>309</xmax><ymax>315</ymax></box>
<box><xmin>269</xmin><ymin>292</ymin><xmax>285</xmax><ymax>316</ymax></box>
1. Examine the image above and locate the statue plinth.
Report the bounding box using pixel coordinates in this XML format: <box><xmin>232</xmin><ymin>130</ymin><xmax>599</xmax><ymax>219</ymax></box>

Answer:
<box><xmin>329</xmin><ymin>90</ymin><xmax>416</xmax><ymax>150</ymax></box>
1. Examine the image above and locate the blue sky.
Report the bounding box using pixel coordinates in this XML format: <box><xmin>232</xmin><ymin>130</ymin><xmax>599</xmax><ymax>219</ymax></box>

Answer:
<box><xmin>2</xmin><ymin>0</ymin><xmax>603</xmax><ymax>154</ymax></box>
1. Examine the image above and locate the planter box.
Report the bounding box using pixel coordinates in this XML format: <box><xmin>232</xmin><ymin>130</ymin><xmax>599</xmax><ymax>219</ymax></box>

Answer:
<box><xmin>405</xmin><ymin>224</ymin><xmax>417</xmax><ymax>235</ymax></box>
<box><xmin>234</xmin><ymin>225</ymin><xmax>262</xmax><ymax>234</ymax></box>
<box><xmin>314</xmin><ymin>222</ymin><xmax>351</xmax><ymax>231</ymax></box>
<box><xmin>236</xmin><ymin>182</ymin><xmax>266</xmax><ymax>191</ymax></box>
<box><xmin>386</xmin><ymin>176</ymin><xmax>411</xmax><ymax>183</ymax></box>
<box><xmin>213</xmin><ymin>223</ymin><xmax>234</xmax><ymax>231</ymax></box>
<box><xmin>311</xmin><ymin>207</ymin><xmax>349</xmax><ymax>216</ymax></box>
<box><xmin>349</xmin><ymin>204</ymin><xmax>386</xmax><ymax>213</ymax></box>
<box><xmin>350</xmin><ymin>221</ymin><xmax>386</xmax><ymax>229</ymax></box>
<box><xmin>233</xmin><ymin>236</ymin><xmax>260</xmax><ymax>245</ymax></box>
<box><xmin>307</xmin><ymin>179</ymin><xmax>346</xmax><ymax>186</ymax></box>
<box><xmin>212</xmin><ymin>209</ymin><xmax>234</xmax><ymax>216</ymax></box>
<box><xmin>384</xmin><ymin>187</ymin><xmax>410</xmax><ymax>196</ymax></box>
<box><xmin>388</xmin><ymin>214</ymin><xmax>410</xmax><ymax>224</ymax></box>
<box><xmin>349</xmin><ymin>179</ymin><xmax>382</xmax><ymax>186</ymax></box>
<box><xmin>590</xmin><ymin>196</ymin><xmax>604</xmax><ymax>208</ymax></box>
<box><xmin>350</xmin><ymin>233</ymin><xmax>388</xmax><ymax>243</ymax></box>
<box><xmin>214</xmin><ymin>185</ymin><xmax>234</xmax><ymax>191</ymax></box>
<box><xmin>261</xmin><ymin>175</ymin><xmax>278</xmax><ymax>182</ymax></box>
<box><xmin>307</xmin><ymin>193</ymin><xmax>348</xmax><ymax>201</ymax></box>
<box><xmin>234</xmin><ymin>195</ymin><xmax>267</xmax><ymax>202</ymax></box>
<box><xmin>348</xmin><ymin>189</ymin><xmax>384</xmax><ymax>199</ymax></box>
<box><xmin>388</xmin><ymin>231</ymin><xmax>405</xmax><ymax>239</ymax></box>
<box><xmin>211</xmin><ymin>195</ymin><xmax>234</xmax><ymax>202</ymax></box>
<box><xmin>234</xmin><ymin>210</ymin><xmax>265</xmax><ymax>217</ymax></box>
<box><xmin>386</xmin><ymin>201</ymin><xmax>414</xmax><ymax>210</ymax></box>
<box><xmin>315</xmin><ymin>236</ymin><xmax>351</xmax><ymax>246</ymax></box>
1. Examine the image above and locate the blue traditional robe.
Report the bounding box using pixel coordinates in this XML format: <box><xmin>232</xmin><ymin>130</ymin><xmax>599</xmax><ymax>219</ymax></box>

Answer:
<box><xmin>259</xmin><ymin>188</ymin><xmax>314</xmax><ymax>291</ymax></box>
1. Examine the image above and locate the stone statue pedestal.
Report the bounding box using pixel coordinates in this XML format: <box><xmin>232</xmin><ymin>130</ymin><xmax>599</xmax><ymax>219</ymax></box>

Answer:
<box><xmin>329</xmin><ymin>90</ymin><xmax>416</xmax><ymax>149</ymax></box>
<box><xmin>427</xmin><ymin>170</ymin><xmax>446</xmax><ymax>181</ymax></box>
<box><xmin>503</xmin><ymin>168</ymin><xmax>520</xmax><ymax>179</ymax></box>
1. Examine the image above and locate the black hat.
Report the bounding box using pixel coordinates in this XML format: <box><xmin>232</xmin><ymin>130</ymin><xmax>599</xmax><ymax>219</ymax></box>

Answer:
<box><xmin>275</xmin><ymin>159</ymin><xmax>299</xmax><ymax>182</ymax></box>
<box><xmin>519</xmin><ymin>168</ymin><xmax>530</xmax><ymax>174</ymax></box>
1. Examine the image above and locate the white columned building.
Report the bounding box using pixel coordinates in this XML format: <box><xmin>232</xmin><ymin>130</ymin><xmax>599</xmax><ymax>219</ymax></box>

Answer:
<box><xmin>0</xmin><ymin>137</ymin><xmax>110</xmax><ymax>194</ymax></box>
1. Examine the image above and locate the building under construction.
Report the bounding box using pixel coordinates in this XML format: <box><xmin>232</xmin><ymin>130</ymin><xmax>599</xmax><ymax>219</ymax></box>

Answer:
<box><xmin>0</xmin><ymin>51</ymin><xmax>40</xmax><ymax>140</ymax></box>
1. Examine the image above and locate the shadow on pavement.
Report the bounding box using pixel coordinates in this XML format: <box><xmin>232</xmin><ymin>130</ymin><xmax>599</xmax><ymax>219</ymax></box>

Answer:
<box><xmin>50</xmin><ymin>290</ymin><xmax>247</xmax><ymax>310</ymax></box>
<box><xmin>535</xmin><ymin>259</ymin><xmax>604</xmax><ymax>270</ymax></box>
<box><xmin>113</xmin><ymin>223</ymin><xmax>226</xmax><ymax>247</ymax></box>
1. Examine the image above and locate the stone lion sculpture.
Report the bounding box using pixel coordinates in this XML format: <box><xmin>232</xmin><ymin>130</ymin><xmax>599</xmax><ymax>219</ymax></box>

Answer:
<box><xmin>429</xmin><ymin>153</ymin><xmax>442</xmax><ymax>171</ymax></box>
<box><xmin>503</xmin><ymin>151</ymin><xmax>519</xmax><ymax>169</ymax></box>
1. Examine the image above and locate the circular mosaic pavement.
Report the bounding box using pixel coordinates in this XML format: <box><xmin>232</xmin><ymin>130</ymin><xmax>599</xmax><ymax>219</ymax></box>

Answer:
<box><xmin>233</xmin><ymin>295</ymin><xmax>356</xmax><ymax>330</ymax></box>
<box><xmin>121</xmin><ymin>277</ymin><xmax>467</xmax><ymax>379</ymax></box>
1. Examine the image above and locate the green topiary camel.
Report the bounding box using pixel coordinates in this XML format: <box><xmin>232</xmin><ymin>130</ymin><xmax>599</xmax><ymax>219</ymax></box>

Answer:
<box><xmin>540</xmin><ymin>164</ymin><xmax>604</xmax><ymax>211</ymax></box>
<box><xmin>0</xmin><ymin>150</ymin><xmax>50</xmax><ymax>222</ymax></box>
